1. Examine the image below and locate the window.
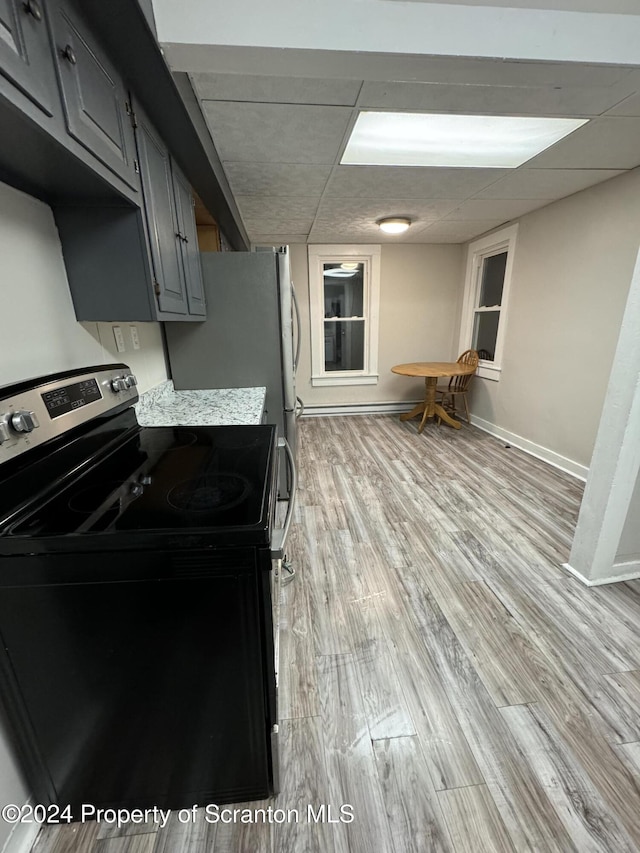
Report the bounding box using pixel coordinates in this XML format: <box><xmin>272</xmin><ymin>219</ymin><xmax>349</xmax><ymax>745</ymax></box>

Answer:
<box><xmin>308</xmin><ymin>245</ymin><xmax>381</xmax><ymax>386</ymax></box>
<box><xmin>459</xmin><ymin>224</ymin><xmax>517</xmax><ymax>381</ymax></box>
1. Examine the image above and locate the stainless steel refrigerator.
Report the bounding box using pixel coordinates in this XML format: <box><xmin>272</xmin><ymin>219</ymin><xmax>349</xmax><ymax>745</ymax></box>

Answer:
<box><xmin>164</xmin><ymin>247</ymin><xmax>302</xmax><ymax>499</ymax></box>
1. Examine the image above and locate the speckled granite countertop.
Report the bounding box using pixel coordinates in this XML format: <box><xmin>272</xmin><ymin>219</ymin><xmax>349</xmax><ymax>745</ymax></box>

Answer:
<box><xmin>135</xmin><ymin>381</ymin><xmax>266</xmax><ymax>427</ymax></box>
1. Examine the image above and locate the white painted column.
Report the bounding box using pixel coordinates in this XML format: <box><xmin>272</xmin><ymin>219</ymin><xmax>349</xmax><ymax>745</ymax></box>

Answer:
<box><xmin>565</xmin><ymin>241</ymin><xmax>640</xmax><ymax>585</ymax></box>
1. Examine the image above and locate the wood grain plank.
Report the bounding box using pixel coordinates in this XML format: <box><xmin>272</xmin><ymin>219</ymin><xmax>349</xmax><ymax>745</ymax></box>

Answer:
<box><xmin>151</xmin><ymin>810</ymin><xmax>215</xmax><ymax>853</ymax></box>
<box><xmin>317</xmin><ymin>653</ymin><xmax>395</xmax><ymax>853</ymax></box>
<box><xmin>301</xmin><ymin>507</ymin><xmax>355</xmax><ymax>656</ymax></box>
<box><xmin>613</xmin><ymin>742</ymin><xmax>640</xmax><ymax>780</ymax></box>
<box><xmin>596</xmin><ymin>671</ymin><xmax>640</xmax><ymax>744</ymax></box>
<box><xmin>94</xmin><ymin>835</ymin><xmax>157</xmax><ymax>853</ymax></box>
<box><xmin>437</xmin><ymin>785</ymin><xmax>515</xmax><ymax>853</ymax></box>
<box><xmin>422</xmin><ymin>576</ymin><xmax>541</xmax><ymax>707</ymax></box>
<box><xmin>396</xmin><ymin>569</ymin><xmax>577</xmax><ymax>852</ymax></box>
<box><xmin>272</xmin><ymin>716</ymin><xmax>336</xmax><ymax>853</ymax></box>
<box><xmin>210</xmin><ymin>799</ymin><xmax>273</xmax><ymax>853</ymax></box>
<box><xmin>373</xmin><ymin>736</ymin><xmax>454</xmax><ymax>853</ymax></box>
<box><xmin>278</xmin><ymin>521</ymin><xmax>320</xmax><ymax>720</ymax></box>
<box><xmin>97</xmin><ymin>818</ymin><xmax>160</xmax><ymax>840</ymax></box>
<box><xmin>501</xmin><ymin>703</ymin><xmax>638</xmax><ymax>852</ymax></box>
<box><xmin>371</xmin><ymin>565</ymin><xmax>484</xmax><ymax>790</ymax></box>
<box><xmin>32</xmin><ymin>822</ymin><xmax>100</xmax><ymax>853</ymax></box>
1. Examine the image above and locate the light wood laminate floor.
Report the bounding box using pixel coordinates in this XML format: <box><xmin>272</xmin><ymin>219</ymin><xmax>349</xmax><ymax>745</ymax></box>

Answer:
<box><xmin>32</xmin><ymin>416</ymin><xmax>640</xmax><ymax>853</ymax></box>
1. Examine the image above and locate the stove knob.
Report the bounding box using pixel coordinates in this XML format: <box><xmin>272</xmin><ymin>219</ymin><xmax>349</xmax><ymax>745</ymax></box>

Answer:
<box><xmin>124</xmin><ymin>374</ymin><xmax>138</xmax><ymax>388</ymax></box>
<box><xmin>111</xmin><ymin>378</ymin><xmax>128</xmax><ymax>393</ymax></box>
<box><xmin>139</xmin><ymin>474</ymin><xmax>152</xmax><ymax>485</ymax></box>
<box><xmin>130</xmin><ymin>482</ymin><xmax>144</xmax><ymax>497</ymax></box>
<box><xmin>0</xmin><ymin>418</ymin><xmax>10</xmax><ymax>444</ymax></box>
<box><xmin>11</xmin><ymin>410</ymin><xmax>39</xmax><ymax>433</ymax></box>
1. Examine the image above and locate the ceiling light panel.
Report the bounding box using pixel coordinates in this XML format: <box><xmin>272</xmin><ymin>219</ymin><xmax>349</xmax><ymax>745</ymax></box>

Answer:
<box><xmin>341</xmin><ymin>112</ymin><xmax>589</xmax><ymax>168</ymax></box>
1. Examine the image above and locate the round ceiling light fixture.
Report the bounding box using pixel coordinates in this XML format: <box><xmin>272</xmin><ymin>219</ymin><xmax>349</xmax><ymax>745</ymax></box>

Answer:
<box><xmin>378</xmin><ymin>217</ymin><xmax>411</xmax><ymax>235</ymax></box>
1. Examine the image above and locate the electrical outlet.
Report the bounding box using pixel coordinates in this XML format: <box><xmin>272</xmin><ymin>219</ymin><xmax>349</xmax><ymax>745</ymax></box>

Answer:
<box><xmin>130</xmin><ymin>325</ymin><xmax>141</xmax><ymax>350</ymax></box>
<box><xmin>112</xmin><ymin>325</ymin><xmax>126</xmax><ymax>353</ymax></box>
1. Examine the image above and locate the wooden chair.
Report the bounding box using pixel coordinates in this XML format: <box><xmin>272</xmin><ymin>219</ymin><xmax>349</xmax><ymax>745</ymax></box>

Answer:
<box><xmin>435</xmin><ymin>349</ymin><xmax>479</xmax><ymax>424</ymax></box>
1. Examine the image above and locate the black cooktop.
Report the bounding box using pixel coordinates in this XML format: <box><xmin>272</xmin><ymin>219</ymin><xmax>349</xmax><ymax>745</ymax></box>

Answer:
<box><xmin>2</xmin><ymin>422</ymin><xmax>278</xmax><ymax>551</ymax></box>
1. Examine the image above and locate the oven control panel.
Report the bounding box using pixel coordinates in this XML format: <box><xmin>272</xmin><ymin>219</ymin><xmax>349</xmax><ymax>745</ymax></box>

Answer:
<box><xmin>0</xmin><ymin>365</ymin><xmax>138</xmax><ymax>464</ymax></box>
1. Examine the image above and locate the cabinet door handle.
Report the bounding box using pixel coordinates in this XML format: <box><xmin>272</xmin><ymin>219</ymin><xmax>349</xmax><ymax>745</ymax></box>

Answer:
<box><xmin>23</xmin><ymin>0</ymin><xmax>42</xmax><ymax>21</ymax></box>
<box><xmin>62</xmin><ymin>45</ymin><xmax>77</xmax><ymax>65</ymax></box>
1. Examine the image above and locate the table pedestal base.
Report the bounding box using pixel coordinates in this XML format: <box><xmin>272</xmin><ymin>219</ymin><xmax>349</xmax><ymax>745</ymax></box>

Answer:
<box><xmin>399</xmin><ymin>377</ymin><xmax>461</xmax><ymax>432</ymax></box>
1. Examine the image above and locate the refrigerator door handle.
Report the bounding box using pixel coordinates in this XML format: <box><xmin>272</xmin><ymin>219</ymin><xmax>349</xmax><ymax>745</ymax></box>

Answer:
<box><xmin>291</xmin><ymin>282</ymin><xmax>302</xmax><ymax>373</ymax></box>
<box><xmin>271</xmin><ymin>437</ymin><xmax>297</xmax><ymax>560</ymax></box>
<box><xmin>295</xmin><ymin>396</ymin><xmax>305</xmax><ymax>419</ymax></box>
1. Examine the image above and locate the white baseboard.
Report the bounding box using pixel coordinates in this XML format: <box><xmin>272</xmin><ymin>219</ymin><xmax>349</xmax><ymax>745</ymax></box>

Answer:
<box><xmin>469</xmin><ymin>414</ymin><xmax>588</xmax><ymax>481</ymax></box>
<box><xmin>302</xmin><ymin>401</ymin><xmax>420</xmax><ymax>417</ymax></box>
<box><xmin>562</xmin><ymin>560</ymin><xmax>640</xmax><ymax>586</ymax></box>
<box><xmin>301</xmin><ymin>403</ymin><xmax>588</xmax><ymax>482</ymax></box>
<box><xmin>1</xmin><ymin>814</ymin><xmax>40</xmax><ymax>853</ymax></box>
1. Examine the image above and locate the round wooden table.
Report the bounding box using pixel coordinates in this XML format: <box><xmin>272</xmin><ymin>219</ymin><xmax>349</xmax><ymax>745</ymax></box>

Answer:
<box><xmin>391</xmin><ymin>362</ymin><xmax>476</xmax><ymax>432</ymax></box>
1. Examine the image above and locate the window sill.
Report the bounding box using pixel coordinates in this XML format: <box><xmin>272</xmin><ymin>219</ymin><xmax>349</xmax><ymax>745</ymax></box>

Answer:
<box><xmin>477</xmin><ymin>364</ymin><xmax>502</xmax><ymax>381</ymax></box>
<box><xmin>311</xmin><ymin>374</ymin><xmax>379</xmax><ymax>387</ymax></box>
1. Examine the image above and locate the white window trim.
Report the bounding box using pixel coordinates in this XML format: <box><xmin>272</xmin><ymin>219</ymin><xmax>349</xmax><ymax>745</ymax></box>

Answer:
<box><xmin>458</xmin><ymin>223</ymin><xmax>518</xmax><ymax>382</ymax></box>
<box><xmin>308</xmin><ymin>244</ymin><xmax>381</xmax><ymax>387</ymax></box>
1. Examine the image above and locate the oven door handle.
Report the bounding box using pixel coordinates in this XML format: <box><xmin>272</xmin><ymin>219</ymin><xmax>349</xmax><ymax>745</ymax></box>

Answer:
<box><xmin>271</xmin><ymin>437</ymin><xmax>297</xmax><ymax>560</ymax></box>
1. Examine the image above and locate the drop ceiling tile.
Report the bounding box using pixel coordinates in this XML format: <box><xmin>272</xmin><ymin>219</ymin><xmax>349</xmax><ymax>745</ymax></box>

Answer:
<box><xmin>374</xmin><ymin>57</ymin><xmax>631</xmax><ymax>89</ymax></box>
<box><xmin>191</xmin><ymin>73</ymin><xmax>361</xmax><ymax>106</ymax></box>
<box><xmin>308</xmin><ymin>231</ymin><xmax>369</xmax><ymax>243</ymax></box>
<box><xmin>314</xmin><ymin>197</ymin><xmax>460</xmax><ymax>225</ymax></box>
<box><xmin>236</xmin><ymin>196</ymin><xmax>320</xmax><ymax>222</ymax></box>
<box><xmin>524</xmin><ymin>117</ymin><xmax>640</xmax><ymax>169</ymax></box>
<box><xmin>324</xmin><ymin>166</ymin><xmax>508</xmax><ymax>198</ymax></box>
<box><xmin>473</xmin><ymin>168</ymin><xmax>625</xmax><ymax>199</ymax></box>
<box><xmin>359</xmin><ymin>81</ymin><xmax>627</xmax><ymax>117</ymax></box>
<box><xmin>308</xmin><ymin>223</ymin><xmax>424</xmax><ymax>243</ymax></box>
<box><xmin>418</xmin><ymin>220</ymin><xmax>507</xmax><ymax>243</ymax></box>
<box><xmin>243</xmin><ymin>217</ymin><xmax>314</xmax><ymax>234</ymax></box>
<box><xmin>224</xmin><ymin>163</ymin><xmax>332</xmax><ymax>196</ymax></box>
<box><xmin>201</xmin><ymin>102</ymin><xmax>353</xmax><ymax>164</ymax></box>
<box><xmin>605</xmin><ymin>92</ymin><xmax>640</xmax><ymax>117</ymax></box>
<box><xmin>445</xmin><ymin>198</ymin><xmax>554</xmax><ymax>221</ymax></box>
<box><xmin>250</xmin><ymin>235</ymin><xmax>310</xmax><ymax>245</ymax></box>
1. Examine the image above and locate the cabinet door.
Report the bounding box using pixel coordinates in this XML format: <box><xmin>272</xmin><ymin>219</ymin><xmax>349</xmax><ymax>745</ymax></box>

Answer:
<box><xmin>173</xmin><ymin>165</ymin><xmax>206</xmax><ymax>317</ymax></box>
<box><xmin>50</xmin><ymin>1</ymin><xmax>138</xmax><ymax>190</ymax></box>
<box><xmin>136</xmin><ymin>112</ymin><xmax>188</xmax><ymax>316</ymax></box>
<box><xmin>0</xmin><ymin>0</ymin><xmax>57</xmax><ymax>115</ymax></box>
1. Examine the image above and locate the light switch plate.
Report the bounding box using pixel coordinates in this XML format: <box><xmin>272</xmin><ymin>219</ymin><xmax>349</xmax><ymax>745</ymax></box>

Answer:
<box><xmin>130</xmin><ymin>325</ymin><xmax>141</xmax><ymax>350</ymax></box>
<box><xmin>112</xmin><ymin>325</ymin><xmax>126</xmax><ymax>353</ymax></box>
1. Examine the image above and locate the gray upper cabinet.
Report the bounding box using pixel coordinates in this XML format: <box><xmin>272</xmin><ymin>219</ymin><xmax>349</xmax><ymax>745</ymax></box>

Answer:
<box><xmin>135</xmin><ymin>101</ymin><xmax>205</xmax><ymax>319</ymax></box>
<box><xmin>136</xmin><ymin>110</ymin><xmax>188</xmax><ymax>316</ymax></box>
<box><xmin>173</xmin><ymin>165</ymin><xmax>206</xmax><ymax>317</ymax></box>
<box><xmin>0</xmin><ymin>0</ymin><xmax>57</xmax><ymax>115</ymax></box>
<box><xmin>49</xmin><ymin>0</ymin><xmax>138</xmax><ymax>191</ymax></box>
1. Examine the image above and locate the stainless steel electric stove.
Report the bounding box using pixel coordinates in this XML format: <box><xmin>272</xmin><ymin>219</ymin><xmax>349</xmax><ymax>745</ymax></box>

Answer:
<box><xmin>0</xmin><ymin>364</ymin><xmax>288</xmax><ymax>813</ymax></box>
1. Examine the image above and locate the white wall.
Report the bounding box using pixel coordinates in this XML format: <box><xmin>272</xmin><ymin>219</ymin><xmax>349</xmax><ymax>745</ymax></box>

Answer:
<box><xmin>292</xmin><ymin>242</ymin><xmax>464</xmax><ymax>408</ymax></box>
<box><xmin>468</xmin><ymin>168</ymin><xmax>640</xmax><ymax>470</ymax></box>
<box><xmin>0</xmin><ymin>181</ymin><xmax>168</xmax><ymax>393</ymax></box>
<box><xmin>0</xmin><ymin>180</ymin><xmax>168</xmax><ymax>851</ymax></box>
